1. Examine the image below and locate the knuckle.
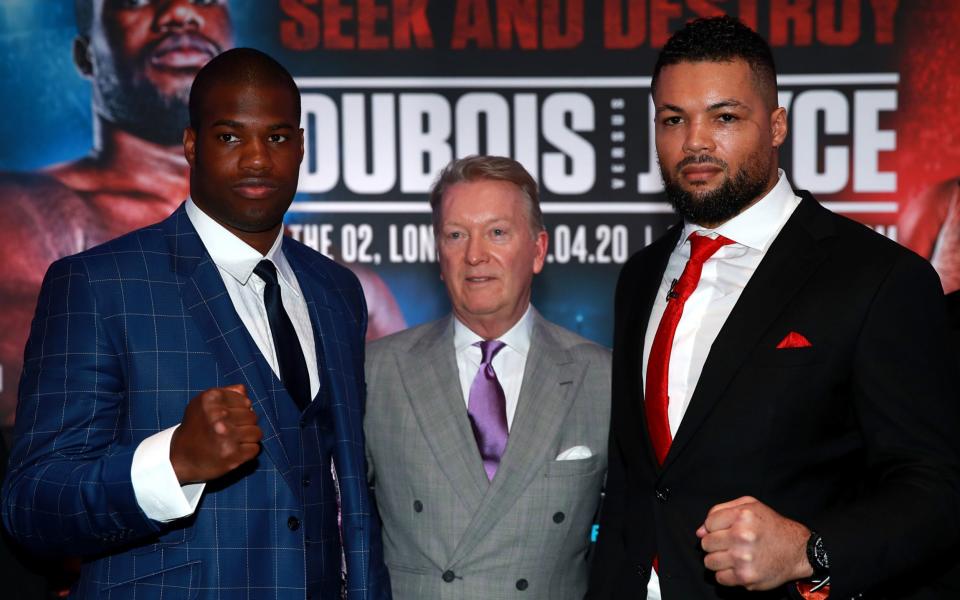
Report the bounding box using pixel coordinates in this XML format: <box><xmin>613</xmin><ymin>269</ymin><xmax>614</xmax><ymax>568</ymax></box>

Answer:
<box><xmin>734</xmin><ymin>526</ymin><xmax>757</xmax><ymax>544</ymax></box>
<box><xmin>734</xmin><ymin>565</ymin><xmax>755</xmax><ymax>584</ymax></box>
<box><xmin>220</xmin><ymin>439</ymin><xmax>237</xmax><ymax>458</ymax></box>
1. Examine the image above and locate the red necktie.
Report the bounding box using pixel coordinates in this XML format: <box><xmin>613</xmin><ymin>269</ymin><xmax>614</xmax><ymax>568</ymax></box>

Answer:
<box><xmin>645</xmin><ymin>233</ymin><xmax>733</xmax><ymax>465</ymax></box>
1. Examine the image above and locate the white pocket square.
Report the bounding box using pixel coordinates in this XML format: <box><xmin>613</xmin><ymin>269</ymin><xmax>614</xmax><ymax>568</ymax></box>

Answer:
<box><xmin>555</xmin><ymin>446</ymin><xmax>592</xmax><ymax>461</ymax></box>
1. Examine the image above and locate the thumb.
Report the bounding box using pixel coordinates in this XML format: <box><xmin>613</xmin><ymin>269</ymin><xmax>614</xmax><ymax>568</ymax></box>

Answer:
<box><xmin>223</xmin><ymin>383</ymin><xmax>247</xmax><ymax>395</ymax></box>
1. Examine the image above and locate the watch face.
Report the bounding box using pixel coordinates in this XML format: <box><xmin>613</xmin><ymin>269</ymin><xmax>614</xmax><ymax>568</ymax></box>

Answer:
<box><xmin>814</xmin><ymin>537</ymin><xmax>829</xmax><ymax>569</ymax></box>
<box><xmin>807</xmin><ymin>532</ymin><xmax>830</xmax><ymax>576</ymax></box>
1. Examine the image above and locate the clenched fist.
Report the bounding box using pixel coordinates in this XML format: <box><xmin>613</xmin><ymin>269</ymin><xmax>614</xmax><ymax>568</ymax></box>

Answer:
<box><xmin>170</xmin><ymin>384</ymin><xmax>263</xmax><ymax>484</ymax></box>
<box><xmin>697</xmin><ymin>496</ymin><xmax>813</xmax><ymax>591</ymax></box>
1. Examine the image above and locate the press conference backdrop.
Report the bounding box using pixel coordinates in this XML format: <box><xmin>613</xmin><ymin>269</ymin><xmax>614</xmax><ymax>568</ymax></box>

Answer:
<box><xmin>1</xmin><ymin>0</ymin><xmax>956</xmax><ymax>426</ymax></box>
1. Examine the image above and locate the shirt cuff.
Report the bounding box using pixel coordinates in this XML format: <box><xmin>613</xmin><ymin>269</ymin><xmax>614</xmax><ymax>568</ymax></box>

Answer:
<box><xmin>131</xmin><ymin>424</ymin><xmax>205</xmax><ymax>522</ymax></box>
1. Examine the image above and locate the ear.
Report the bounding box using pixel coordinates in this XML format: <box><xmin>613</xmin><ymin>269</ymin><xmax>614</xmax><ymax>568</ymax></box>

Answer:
<box><xmin>531</xmin><ymin>229</ymin><xmax>549</xmax><ymax>275</ymax></box>
<box><xmin>183</xmin><ymin>127</ymin><xmax>197</xmax><ymax>168</ymax></box>
<box><xmin>297</xmin><ymin>127</ymin><xmax>305</xmax><ymax>165</ymax></box>
<box><xmin>770</xmin><ymin>106</ymin><xmax>788</xmax><ymax>149</ymax></box>
<box><xmin>73</xmin><ymin>36</ymin><xmax>93</xmax><ymax>78</ymax></box>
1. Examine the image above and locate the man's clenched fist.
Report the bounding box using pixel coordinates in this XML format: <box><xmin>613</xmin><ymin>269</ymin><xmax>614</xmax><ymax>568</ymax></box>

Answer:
<box><xmin>697</xmin><ymin>496</ymin><xmax>813</xmax><ymax>591</ymax></box>
<box><xmin>170</xmin><ymin>384</ymin><xmax>263</xmax><ymax>484</ymax></box>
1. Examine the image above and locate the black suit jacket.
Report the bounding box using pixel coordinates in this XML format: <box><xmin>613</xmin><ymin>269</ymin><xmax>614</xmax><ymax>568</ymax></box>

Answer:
<box><xmin>588</xmin><ymin>193</ymin><xmax>960</xmax><ymax>599</ymax></box>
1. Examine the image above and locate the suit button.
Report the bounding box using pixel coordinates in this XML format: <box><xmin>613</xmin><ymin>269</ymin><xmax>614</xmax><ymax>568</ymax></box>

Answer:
<box><xmin>302</xmin><ymin>476</ymin><xmax>310</xmax><ymax>487</ymax></box>
<box><xmin>516</xmin><ymin>578</ymin><xmax>528</xmax><ymax>590</ymax></box>
<box><xmin>287</xmin><ymin>516</ymin><xmax>301</xmax><ymax>531</ymax></box>
<box><xmin>413</xmin><ymin>500</ymin><xmax>423</xmax><ymax>513</ymax></box>
<box><xmin>442</xmin><ymin>570</ymin><xmax>456</xmax><ymax>583</ymax></box>
<box><xmin>552</xmin><ymin>512</ymin><xmax>565</xmax><ymax>524</ymax></box>
<box><xmin>655</xmin><ymin>488</ymin><xmax>670</xmax><ymax>502</ymax></box>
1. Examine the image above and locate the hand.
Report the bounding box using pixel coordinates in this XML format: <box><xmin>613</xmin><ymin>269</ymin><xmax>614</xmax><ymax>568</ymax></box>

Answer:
<box><xmin>170</xmin><ymin>384</ymin><xmax>263</xmax><ymax>484</ymax></box>
<box><xmin>696</xmin><ymin>496</ymin><xmax>813</xmax><ymax>591</ymax></box>
<box><xmin>930</xmin><ymin>185</ymin><xmax>960</xmax><ymax>292</ymax></box>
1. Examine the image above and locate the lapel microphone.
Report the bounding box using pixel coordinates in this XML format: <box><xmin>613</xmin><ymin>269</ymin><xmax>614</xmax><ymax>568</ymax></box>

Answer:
<box><xmin>666</xmin><ymin>278</ymin><xmax>679</xmax><ymax>301</ymax></box>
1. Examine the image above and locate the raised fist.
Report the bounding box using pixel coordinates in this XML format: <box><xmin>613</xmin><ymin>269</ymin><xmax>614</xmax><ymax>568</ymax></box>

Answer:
<box><xmin>170</xmin><ymin>384</ymin><xmax>263</xmax><ymax>484</ymax></box>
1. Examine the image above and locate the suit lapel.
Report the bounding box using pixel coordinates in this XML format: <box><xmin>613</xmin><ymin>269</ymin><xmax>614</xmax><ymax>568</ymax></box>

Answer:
<box><xmin>284</xmin><ymin>244</ymin><xmax>340</xmax><ymax>411</ymax></box>
<box><xmin>450</xmin><ymin>312</ymin><xmax>580</xmax><ymax>566</ymax></box>
<box><xmin>397</xmin><ymin>318</ymin><xmax>489</xmax><ymax>516</ymax></box>
<box><xmin>285</xmin><ymin>245</ymin><xmax>368</xmax><ymax>492</ymax></box>
<box><xmin>164</xmin><ymin>207</ymin><xmax>296</xmax><ymax>496</ymax></box>
<box><xmin>662</xmin><ymin>195</ymin><xmax>835</xmax><ymax>470</ymax></box>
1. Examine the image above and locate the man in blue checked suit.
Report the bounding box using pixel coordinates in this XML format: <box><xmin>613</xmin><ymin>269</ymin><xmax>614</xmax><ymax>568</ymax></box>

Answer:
<box><xmin>2</xmin><ymin>48</ymin><xmax>390</xmax><ymax>600</ymax></box>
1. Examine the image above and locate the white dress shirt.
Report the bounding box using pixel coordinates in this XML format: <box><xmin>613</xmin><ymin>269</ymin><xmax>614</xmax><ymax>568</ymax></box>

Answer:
<box><xmin>453</xmin><ymin>305</ymin><xmax>535</xmax><ymax>430</ymax></box>
<box><xmin>130</xmin><ymin>199</ymin><xmax>319</xmax><ymax>522</ymax></box>
<box><xmin>643</xmin><ymin>171</ymin><xmax>801</xmax><ymax>599</ymax></box>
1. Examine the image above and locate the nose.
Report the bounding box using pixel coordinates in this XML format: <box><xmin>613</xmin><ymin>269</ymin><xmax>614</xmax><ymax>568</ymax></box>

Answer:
<box><xmin>682</xmin><ymin>118</ymin><xmax>715</xmax><ymax>154</ymax></box>
<box><xmin>239</xmin><ymin>138</ymin><xmax>272</xmax><ymax>174</ymax></box>
<box><xmin>154</xmin><ymin>0</ymin><xmax>205</xmax><ymax>32</ymax></box>
<box><xmin>465</xmin><ymin>235</ymin><xmax>488</xmax><ymax>266</ymax></box>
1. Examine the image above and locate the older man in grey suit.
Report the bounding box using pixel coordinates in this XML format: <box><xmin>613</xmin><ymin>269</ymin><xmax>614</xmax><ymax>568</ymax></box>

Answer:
<box><xmin>365</xmin><ymin>155</ymin><xmax>611</xmax><ymax>599</ymax></box>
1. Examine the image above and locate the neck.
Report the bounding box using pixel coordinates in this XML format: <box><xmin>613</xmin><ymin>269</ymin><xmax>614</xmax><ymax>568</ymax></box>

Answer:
<box><xmin>457</xmin><ymin>301</ymin><xmax>530</xmax><ymax>340</ymax></box>
<box><xmin>239</xmin><ymin>227</ymin><xmax>284</xmax><ymax>256</ymax></box>
<box><xmin>92</xmin><ymin>116</ymin><xmax>189</xmax><ymax>185</ymax></box>
<box><xmin>696</xmin><ymin>169</ymin><xmax>780</xmax><ymax>229</ymax></box>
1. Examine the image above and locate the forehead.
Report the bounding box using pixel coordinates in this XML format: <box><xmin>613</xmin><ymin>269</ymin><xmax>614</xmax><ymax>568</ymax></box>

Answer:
<box><xmin>654</xmin><ymin>59</ymin><xmax>763</xmax><ymax>109</ymax></box>
<box><xmin>440</xmin><ymin>180</ymin><xmax>527</xmax><ymax>224</ymax></box>
<box><xmin>196</xmin><ymin>81</ymin><xmax>299</xmax><ymax>127</ymax></box>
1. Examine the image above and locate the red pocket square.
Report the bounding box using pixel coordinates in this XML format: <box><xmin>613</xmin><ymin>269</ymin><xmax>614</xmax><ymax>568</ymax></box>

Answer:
<box><xmin>776</xmin><ymin>331</ymin><xmax>812</xmax><ymax>349</ymax></box>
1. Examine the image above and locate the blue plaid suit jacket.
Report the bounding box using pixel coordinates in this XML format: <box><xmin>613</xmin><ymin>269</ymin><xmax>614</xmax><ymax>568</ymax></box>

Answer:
<box><xmin>1</xmin><ymin>205</ymin><xmax>390</xmax><ymax>600</ymax></box>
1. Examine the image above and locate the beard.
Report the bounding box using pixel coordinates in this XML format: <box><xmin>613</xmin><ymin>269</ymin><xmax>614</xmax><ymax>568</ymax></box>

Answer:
<box><xmin>91</xmin><ymin>33</ymin><xmax>225</xmax><ymax>147</ymax></box>
<box><xmin>660</xmin><ymin>152</ymin><xmax>772</xmax><ymax>226</ymax></box>
<box><xmin>93</xmin><ymin>64</ymin><xmax>191</xmax><ymax>147</ymax></box>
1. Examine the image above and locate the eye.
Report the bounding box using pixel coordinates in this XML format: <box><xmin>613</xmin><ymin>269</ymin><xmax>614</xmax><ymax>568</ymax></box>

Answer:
<box><xmin>447</xmin><ymin>231</ymin><xmax>462</xmax><ymax>240</ymax></box>
<box><xmin>267</xmin><ymin>134</ymin><xmax>288</xmax><ymax>143</ymax></box>
<box><xmin>718</xmin><ymin>113</ymin><xmax>738</xmax><ymax>123</ymax></box>
<box><xmin>661</xmin><ymin>116</ymin><xmax>682</xmax><ymax>126</ymax></box>
<box><xmin>492</xmin><ymin>228</ymin><xmax>506</xmax><ymax>237</ymax></box>
<box><xmin>191</xmin><ymin>0</ymin><xmax>223</xmax><ymax>5</ymax></box>
<box><xmin>217</xmin><ymin>133</ymin><xmax>239</xmax><ymax>143</ymax></box>
<box><xmin>117</xmin><ymin>0</ymin><xmax>150</xmax><ymax>7</ymax></box>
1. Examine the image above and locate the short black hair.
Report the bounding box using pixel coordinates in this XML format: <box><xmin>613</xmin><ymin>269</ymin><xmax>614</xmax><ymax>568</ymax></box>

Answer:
<box><xmin>188</xmin><ymin>47</ymin><xmax>300</xmax><ymax>130</ymax></box>
<box><xmin>652</xmin><ymin>15</ymin><xmax>778</xmax><ymax>108</ymax></box>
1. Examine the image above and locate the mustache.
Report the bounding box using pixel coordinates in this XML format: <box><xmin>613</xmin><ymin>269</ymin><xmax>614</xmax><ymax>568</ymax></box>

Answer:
<box><xmin>233</xmin><ymin>178</ymin><xmax>279</xmax><ymax>188</ymax></box>
<box><xmin>675</xmin><ymin>155</ymin><xmax>729</xmax><ymax>171</ymax></box>
<box><xmin>144</xmin><ymin>32</ymin><xmax>224</xmax><ymax>63</ymax></box>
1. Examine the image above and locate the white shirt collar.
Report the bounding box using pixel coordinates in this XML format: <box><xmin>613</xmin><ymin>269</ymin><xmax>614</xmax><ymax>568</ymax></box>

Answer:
<box><xmin>453</xmin><ymin>304</ymin><xmax>535</xmax><ymax>358</ymax></box>
<box><xmin>184</xmin><ymin>198</ymin><xmax>299</xmax><ymax>295</ymax></box>
<box><xmin>681</xmin><ymin>169</ymin><xmax>800</xmax><ymax>252</ymax></box>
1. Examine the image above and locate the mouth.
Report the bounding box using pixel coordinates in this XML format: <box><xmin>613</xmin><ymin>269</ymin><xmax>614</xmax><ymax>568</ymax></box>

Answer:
<box><xmin>148</xmin><ymin>34</ymin><xmax>220</xmax><ymax>71</ymax></box>
<box><xmin>465</xmin><ymin>275</ymin><xmax>497</xmax><ymax>284</ymax></box>
<box><xmin>233</xmin><ymin>179</ymin><xmax>279</xmax><ymax>199</ymax></box>
<box><xmin>676</xmin><ymin>156</ymin><xmax>727</xmax><ymax>185</ymax></box>
<box><xmin>680</xmin><ymin>164</ymin><xmax>724</xmax><ymax>184</ymax></box>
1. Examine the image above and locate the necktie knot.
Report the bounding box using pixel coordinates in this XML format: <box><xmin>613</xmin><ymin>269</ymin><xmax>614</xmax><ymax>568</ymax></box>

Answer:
<box><xmin>476</xmin><ymin>339</ymin><xmax>506</xmax><ymax>366</ymax></box>
<box><xmin>254</xmin><ymin>260</ymin><xmax>279</xmax><ymax>287</ymax></box>
<box><xmin>688</xmin><ymin>232</ymin><xmax>734</xmax><ymax>265</ymax></box>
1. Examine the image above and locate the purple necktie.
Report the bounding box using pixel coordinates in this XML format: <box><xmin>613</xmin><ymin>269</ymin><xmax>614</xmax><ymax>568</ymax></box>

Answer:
<box><xmin>467</xmin><ymin>340</ymin><xmax>509</xmax><ymax>481</ymax></box>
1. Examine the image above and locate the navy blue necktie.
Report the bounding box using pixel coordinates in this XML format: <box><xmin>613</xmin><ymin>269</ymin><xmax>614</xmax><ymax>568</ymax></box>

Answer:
<box><xmin>254</xmin><ymin>260</ymin><xmax>311</xmax><ymax>411</ymax></box>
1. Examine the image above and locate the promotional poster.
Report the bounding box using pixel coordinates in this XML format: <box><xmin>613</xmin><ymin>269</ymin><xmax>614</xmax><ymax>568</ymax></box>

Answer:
<box><xmin>0</xmin><ymin>0</ymin><xmax>954</xmax><ymax>429</ymax></box>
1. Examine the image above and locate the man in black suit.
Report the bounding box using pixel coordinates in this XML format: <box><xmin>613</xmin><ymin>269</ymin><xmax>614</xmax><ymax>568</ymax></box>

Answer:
<box><xmin>588</xmin><ymin>16</ymin><xmax>960</xmax><ymax>600</ymax></box>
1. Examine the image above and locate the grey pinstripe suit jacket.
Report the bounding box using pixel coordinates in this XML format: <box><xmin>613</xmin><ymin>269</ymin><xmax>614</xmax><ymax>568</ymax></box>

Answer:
<box><xmin>364</xmin><ymin>310</ymin><xmax>611</xmax><ymax>600</ymax></box>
